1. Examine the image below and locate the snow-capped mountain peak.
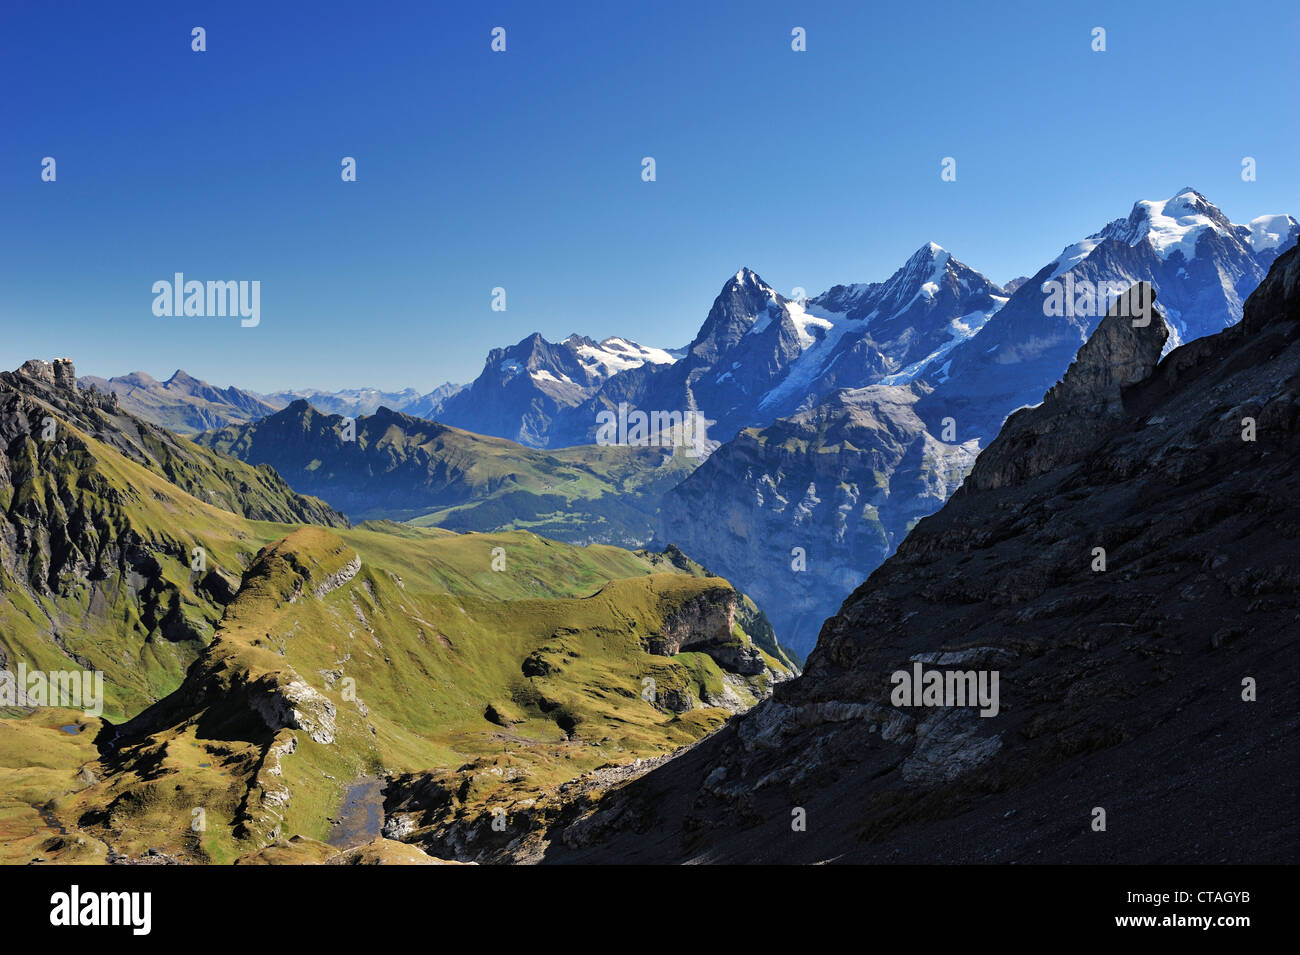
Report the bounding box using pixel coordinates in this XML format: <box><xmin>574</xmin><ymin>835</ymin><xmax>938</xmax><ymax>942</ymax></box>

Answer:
<box><xmin>1248</xmin><ymin>213</ymin><xmax>1300</xmax><ymax>253</ymax></box>
<box><xmin>729</xmin><ymin>266</ymin><xmax>767</xmax><ymax>289</ymax></box>
<box><xmin>570</xmin><ymin>335</ymin><xmax>681</xmax><ymax>380</ymax></box>
<box><xmin>809</xmin><ymin>242</ymin><xmax>991</xmax><ymax>325</ymax></box>
<box><xmin>938</xmin><ymin>188</ymin><xmax>1298</xmax><ymax>441</ymax></box>
<box><xmin>1103</xmin><ymin>186</ymin><xmax>1233</xmax><ymax>260</ymax></box>
<box><xmin>899</xmin><ymin>241</ymin><xmax>953</xmax><ymax>301</ymax></box>
<box><xmin>1048</xmin><ymin>187</ymin><xmax>1295</xmax><ymax>279</ymax></box>
<box><xmin>430</xmin><ymin>190</ymin><xmax>1295</xmax><ymax>451</ymax></box>
<box><xmin>743</xmin><ymin>245</ymin><xmax>1006</xmax><ymax>414</ymax></box>
<box><xmin>907</xmin><ymin>240</ymin><xmax>950</xmax><ymax>264</ymax></box>
<box><xmin>721</xmin><ymin>267</ymin><xmax>784</xmax><ymax>307</ymax></box>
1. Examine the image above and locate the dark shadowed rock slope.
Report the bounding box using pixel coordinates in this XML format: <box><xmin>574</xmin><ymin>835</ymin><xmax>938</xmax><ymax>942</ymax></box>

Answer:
<box><xmin>530</xmin><ymin>246</ymin><xmax>1300</xmax><ymax>865</ymax></box>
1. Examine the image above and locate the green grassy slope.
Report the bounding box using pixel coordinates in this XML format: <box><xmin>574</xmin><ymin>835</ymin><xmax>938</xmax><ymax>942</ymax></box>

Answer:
<box><xmin>0</xmin><ymin>361</ymin><xmax>795</xmax><ymax>867</ymax></box>
<box><xmin>0</xmin><ymin>365</ymin><xmax>792</xmax><ymax>866</ymax></box>
<box><xmin>12</xmin><ymin>523</ymin><xmax>791</xmax><ymax>864</ymax></box>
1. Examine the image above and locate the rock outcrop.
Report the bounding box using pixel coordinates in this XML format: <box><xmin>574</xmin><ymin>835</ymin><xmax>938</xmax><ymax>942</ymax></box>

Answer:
<box><xmin>960</xmin><ymin>283</ymin><xmax>1167</xmax><ymax>492</ymax></box>
<box><xmin>18</xmin><ymin>357</ymin><xmax>77</xmax><ymax>389</ymax></box>
<box><xmin>650</xmin><ymin>587</ymin><xmax>733</xmax><ymax>652</ymax></box>
<box><xmin>647</xmin><ymin>587</ymin><xmax>767</xmax><ymax>676</ymax></box>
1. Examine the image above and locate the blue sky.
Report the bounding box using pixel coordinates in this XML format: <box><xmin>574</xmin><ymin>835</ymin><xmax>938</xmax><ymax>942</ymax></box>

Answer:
<box><xmin>2</xmin><ymin>0</ymin><xmax>1296</xmax><ymax>392</ymax></box>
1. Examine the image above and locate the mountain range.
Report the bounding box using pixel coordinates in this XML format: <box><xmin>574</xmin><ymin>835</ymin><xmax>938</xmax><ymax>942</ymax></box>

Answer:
<box><xmin>77</xmin><ymin>333</ymin><xmax>688</xmax><ymax>440</ymax></box>
<box><xmin>78</xmin><ymin>369</ymin><xmax>283</xmax><ymax>435</ymax></box>
<box><xmin>430</xmin><ymin>188</ymin><xmax>1295</xmax><ymax>453</ymax></box>
<box><xmin>264</xmin><ymin>383</ymin><xmax>467</xmax><ymax>421</ymax></box>
<box><xmin>4</xmin><ymin>195</ymin><xmax>1296</xmax><ymax>867</ymax></box>
<box><xmin>78</xmin><ymin>373</ymin><xmax>469</xmax><ymax>435</ymax></box>
<box><xmin>66</xmin><ymin>189</ymin><xmax>1300</xmax><ymax>660</ymax></box>
<box><xmin>655</xmin><ymin>188</ymin><xmax>1298</xmax><ymax>654</ymax></box>
<box><xmin>511</xmin><ymin>241</ymin><xmax>1300</xmax><ymax>864</ymax></box>
<box><xmin>86</xmin><ymin>188</ymin><xmax>1294</xmax><ymax>456</ymax></box>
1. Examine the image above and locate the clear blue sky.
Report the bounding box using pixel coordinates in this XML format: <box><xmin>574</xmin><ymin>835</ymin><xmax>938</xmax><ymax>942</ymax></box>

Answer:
<box><xmin>2</xmin><ymin>0</ymin><xmax>1296</xmax><ymax>392</ymax></box>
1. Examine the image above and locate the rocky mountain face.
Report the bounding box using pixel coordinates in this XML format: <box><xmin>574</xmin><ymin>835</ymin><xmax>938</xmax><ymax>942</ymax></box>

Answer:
<box><xmin>512</xmin><ymin>249</ymin><xmax>1007</xmax><ymax>450</ymax></box>
<box><xmin>785</xmin><ymin>244</ymin><xmax>1007</xmax><ymax>401</ymax></box>
<box><xmin>436</xmin><ymin>333</ymin><xmax>680</xmax><ymax>447</ymax></box>
<box><xmin>195</xmin><ymin>399</ymin><xmax>699</xmax><ymax>546</ymax></box>
<box><xmin>523</xmin><ymin>244</ymin><xmax>1300</xmax><ymax>864</ymax></box>
<box><xmin>659</xmin><ymin>384</ymin><xmax>978</xmax><ymax>654</ymax></box>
